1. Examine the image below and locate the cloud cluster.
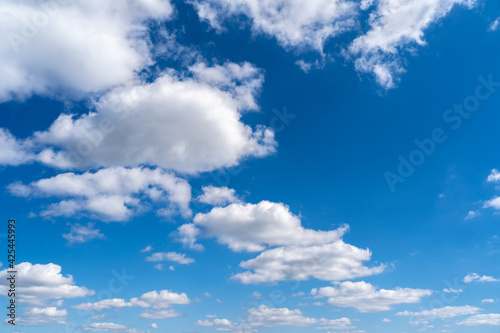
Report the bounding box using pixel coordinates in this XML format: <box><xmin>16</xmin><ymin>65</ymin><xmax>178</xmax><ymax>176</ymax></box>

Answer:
<box><xmin>0</xmin><ymin>0</ymin><xmax>174</xmax><ymax>101</ymax></box>
<box><xmin>396</xmin><ymin>305</ymin><xmax>481</xmax><ymax>320</ymax></box>
<box><xmin>197</xmin><ymin>185</ymin><xmax>241</xmax><ymax>206</ymax></box>
<box><xmin>177</xmin><ymin>201</ymin><xmax>385</xmax><ymax>284</ymax></box>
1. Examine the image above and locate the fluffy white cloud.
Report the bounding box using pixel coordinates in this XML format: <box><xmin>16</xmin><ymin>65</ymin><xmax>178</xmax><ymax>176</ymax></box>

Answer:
<box><xmin>0</xmin><ymin>128</ymin><xmax>33</xmax><ymax>166</ymax></box>
<box><xmin>348</xmin><ymin>0</ymin><xmax>476</xmax><ymax>88</ymax></box>
<box><xmin>8</xmin><ymin>167</ymin><xmax>191</xmax><ymax>221</ymax></box>
<box><xmin>0</xmin><ymin>262</ymin><xmax>94</xmax><ymax>304</ymax></box>
<box><xmin>197</xmin><ymin>185</ymin><xmax>241</xmax><ymax>206</ymax></box>
<box><xmin>175</xmin><ymin>223</ymin><xmax>204</xmax><ymax>251</ymax></box>
<box><xmin>246</xmin><ymin>305</ymin><xmax>318</xmax><ymax>327</ymax></box>
<box><xmin>73</xmin><ymin>289</ymin><xmax>190</xmax><ymax>315</ymax></box>
<box><xmin>189</xmin><ymin>0</ymin><xmax>358</xmax><ymax>51</ymax></box>
<box><xmin>185</xmin><ymin>201</ymin><xmax>384</xmax><ymax>283</ymax></box>
<box><xmin>233</xmin><ymin>241</ymin><xmax>385</xmax><ymax>284</ymax></box>
<box><xmin>463</xmin><ymin>273</ymin><xmax>499</xmax><ymax>283</ymax></box>
<box><xmin>489</xmin><ymin>18</ymin><xmax>500</xmax><ymax>32</ymax></box>
<box><xmin>487</xmin><ymin>169</ymin><xmax>500</xmax><ymax>183</ymax></box>
<box><xmin>63</xmin><ymin>223</ymin><xmax>105</xmax><ymax>244</ymax></box>
<box><xmin>457</xmin><ymin>313</ymin><xmax>500</xmax><ymax>326</ymax></box>
<box><xmin>82</xmin><ymin>322</ymin><xmax>128</xmax><ymax>332</ymax></box>
<box><xmin>0</xmin><ymin>0</ymin><xmax>173</xmax><ymax>101</ymax></box>
<box><xmin>17</xmin><ymin>307</ymin><xmax>67</xmax><ymax>326</ymax></box>
<box><xmin>396</xmin><ymin>306</ymin><xmax>482</xmax><ymax>320</ymax></box>
<box><xmin>311</xmin><ymin>281</ymin><xmax>432</xmax><ymax>312</ymax></box>
<box><xmin>146</xmin><ymin>252</ymin><xmax>194</xmax><ymax>264</ymax></box>
<box><xmin>7</xmin><ymin>62</ymin><xmax>275</xmax><ymax>174</ymax></box>
<box><xmin>192</xmin><ymin>201</ymin><xmax>348</xmax><ymax>252</ymax></box>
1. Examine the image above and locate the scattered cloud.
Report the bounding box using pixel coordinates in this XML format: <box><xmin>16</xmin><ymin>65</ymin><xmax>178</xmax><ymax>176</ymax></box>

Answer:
<box><xmin>348</xmin><ymin>0</ymin><xmax>476</xmax><ymax>88</ymax></box>
<box><xmin>146</xmin><ymin>252</ymin><xmax>194</xmax><ymax>265</ymax></box>
<box><xmin>457</xmin><ymin>313</ymin><xmax>500</xmax><ymax>326</ymax></box>
<box><xmin>463</xmin><ymin>273</ymin><xmax>499</xmax><ymax>283</ymax></box>
<box><xmin>396</xmin><ymin>305</ymin><xmax>481</xmax><ymax>320</ymax></box>
<box><xmin>16</xmin><ymin>307</ymin><xmax>67</xmax><ymax>326</ymax></box>
<box><xmin>63</xmin><ymin>223</ymin><xmax>105</xmax><ymax>244</ymax></box>
<box><xmin>489</xmin><ymin>18</ymin><xmax>500</xmax><ymax>32</ymax></box>
<box><xmin>197</xmin><ymin>185</ymin><xmax>241</xmax><ymax>206</ymax></box>
<box><xmin>82</xmin><ymin>322</ymin><xmax>128</xmax><ymax>332</ymax></box>
<box><xmin>465</xmin><ymin>210</ymin><xmax>480</xmax><ymax>220</ymax></box>
<box><xmin>311</xmin><ymin>281</ymin><xmax>432</xmax><ymax>312</ymax></box>
<box><xmin>141</xmin><ymin>245</ymin><xmax>153</xmax><ymax>253</ymax></box>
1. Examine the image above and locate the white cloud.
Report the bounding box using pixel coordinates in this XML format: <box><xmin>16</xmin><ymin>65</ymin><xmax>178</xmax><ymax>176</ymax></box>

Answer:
<box><xmin>17</xmin><ymin>307</ymin><xmax>67</xmax><ymax>326</ymax></box>
<box><xmin>197</xmin><ymin>185</ymin><xmax>241</xmax><ymax>206</ymax></box>
<box><xmin>0</xmin><ymin>262</ymin><xmax>94</xmax><ymax>304</ymax></box>
<box><xmin>175</xmin><ymin>224</ymin><xmax>204</xmax><ymax>251</ymax></box>
<box><xmin>463</xmin><ymin>273</ymin><xmax>499</xmax><ymax>283</ymax></box>
<box><xmin>348</xmin><ymin>0</ymin><xmax>476</xmax><ymax>88</ymax></box>
<box><xmin>73</xmin><ymin>289</ymin><xmax>190</xmax><ymax>314</ymax></box>
<box><xmin>8</xmin><ymin>167</ymin><xmax>192</xmax><ymax>221</ymax></box>
<box><xmin>487</xmin><ymin>169</ymin><xmax>500</xmax><ymax>183</ymax></box>
<box><xmin>139</xmin><ymin>309</ymin><xmax>181</xmax><ymax>319</ymax></box>
<box><xmin>63</xmin><ymin>223</ymin><xmax>105</xmax><ymax>244</ymax></box>
<box><xmin>145</xmin><ymin>252</ymin><xmax>194</xmax><ymax>264</ymax></box>
<box><xmin>457</xmin><ymin>313</ymin><xmax>500</xmax><ymax>326</ymax></box>
<box><xmin>482</xmin><ymin>299</ymin><xmax>496</xmax><ymax>304</ymax></box>
<box><xmin>192</xmin><ymin>201</ymin><xmax>348</xmax><ymax>252</ymax></box>
<box><xmin>154</xmin><ymin>263</ymin><xmax>165</xmax><ymax>271</ymax></box>
<box><xmin>489</xmin><ymin>18</ymin><xmax>500</xmax><ymax>32</ymax></box>
<box><xmin>82</xmin><ymin>322</ymin><xmax>128</xmax><ymax>332</ymax></box>
<box><xmin>0</xmin><ymin>0</ymin><xmax>173</xmax><ymax>101</ymax></box>
<box><xmin>186</xmin><ymin>201</ymin><xmax>384</xmax><ymax>283</ymax></box>
<box><xmin>443</xmin><ymin>288</ymin><xmax>463</xmax><ymax>293</ymax></box>
<box><xmin>0</xmin><ymin>128</ymin><xmax>33</xmax><ymax>166</ymax></box>
<box><xmin>465</xmin><ymin>210</ymin><xmax>480</xmax><ymax>220</ymax></box>
<box><xmin>196</xmin><ymin>318</ymin><xmax>233</xmax><ymax>327</ymax></box>
<box><xmin>233</xmin><ymin>241</ymin><xmax>385</xmax><ymax>284</ymax></box>
<box><xmin>311</xmin><ymin>281</ymin><xmax>432</xmax><ymax>312</ymax></box>
<box><xmin>150</xmin><ymin>323</ymin><xmax>158</xmax><ymax>329</ymax></box>
<box><xmin>382</xmin><ymin>318</ymin><xmax>391</xmax><ymax>322</ymax></box>
<box><xmin>189</xmin><ymin>0</ymin><xmax>358</xmax><ymax>52</ymax></box>
<box><xmin>396</xmin><ymin>306</ymin><xmax>482</xmax><ymax>320</ymax></box>
<box><xmin>141</xmin><ymin>245</ymin><xmax>153</xmax><ymax>253</ymax></box>
<box><xmin>20</xmin><ymin>62</ymin><xmax>275</xmax><ymax>174</ymax></box>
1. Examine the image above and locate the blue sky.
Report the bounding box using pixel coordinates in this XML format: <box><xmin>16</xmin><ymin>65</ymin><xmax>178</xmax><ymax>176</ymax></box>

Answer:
<box><xmin>1</xmin><ymin>0</ymin><xmax>500</xmax><ymax>332</ymax></box>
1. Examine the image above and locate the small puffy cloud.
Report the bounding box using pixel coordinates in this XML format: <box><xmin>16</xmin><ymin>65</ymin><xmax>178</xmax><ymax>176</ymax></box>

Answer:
<box><xmin>154</xmin><ymin>264</ymin><xmax>165</xmax><ymax>271</ymax></box>
<box><xmin>197</xmin><ymin>185</ymin><xmax>240</xmax><ymax>206</ymax></box>
<box><xmin>146</xmin><ymin>252</ymin><xmax>194</xmax><ymax>265</ymax></box>
<box><xmin>150</xmin><ymin>323</ymin><xmax>158</xmax><ymax>329</ymax></box>
<box><xmin>190</xmin><ymin>0</ymin><xmax>358</xmax><ymax>52</ymax></box>
<box><xmin>82</xmin><ymin>322</ymin><xmax>128</xmax><ymax>332</ymax></box>
<box><xmin>63</xmin><ymin>223</ymin><xmax>105</xmax><ymax>244</ymax></box>
<box><xmin>311</xmin><ymin>281</ymin><xmax>432</xmax><ymax>312</ymax></box>
<box><xmin>8</xmin><ymin>167</ymin><xmax>192</xmax><ymax>221</ymax></box>
<box><xmin>443</xmin><ymin>288</ymin><xmax>463</xmax><ymax>293</ymax></box>
<box><xmin>396</xmin><ymin>306</ymin><xmax>482</xmax><ymax>320</ymax></box>
<box><xmin>0</xmin><ymin>0</ymin><xmax>173</xmax><ymax>101</ymax></box>
<box><xmin>457</xmin><ymin>313</ymin><xmax>500</xmax><ymax>326</ymax></box>
<box><xmin>141</xmin><ymin>245</ymin><xmax>153</xmax><ymax>253</ymax></box>
<box><xmin>382</xmin><ymin>318</ymin><xmax>391</xmax><ymax>322</ymax></box>
<box><xmin>463</xmin><ymin>273</ymin><xmax>499</xmax><ymax>283</ymax></box>
<box><xmin>175</xmin><ymin>224</ymin><xmax>204</xmax><ymax>251</ymax></box>
<box><xmin>482</xmin><ymin>299</ymin><xmax>496</xmax><ymax>304</ymax></box>
<box><xmin>487</xmin><ymin>169</ymin><xmax>500</xmax><ymax>182</ymax></box>
<box><xmin>348</xmin><ymin>0</ymin><xmax>476</xmax><ymax>88</ymax></box>
<box><xmin>0</xmin><ymin>262</ymin><xmax>94</xmax><ymax>304</ymax></box>
<box><xmin>465</xmin><ymin>210</ymin><xmax>480</xmax><ymax>220</ymax></box>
